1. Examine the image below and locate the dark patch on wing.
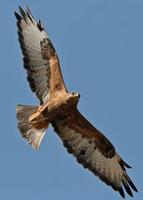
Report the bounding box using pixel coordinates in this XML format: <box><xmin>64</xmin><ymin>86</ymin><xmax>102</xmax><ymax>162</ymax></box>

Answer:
<box><xmin>40</xmin><ymin>38</ymin><xmax>57</xmax><ymax>60</ymax></box>
<box><xmin>52</xmin><ymin>109</ymin><xmax>138</xmax><ymax>198</ymax></box>
<box><xmin>15</xmin><ymin>7</ymin><xmax>52</xmax><ymax>103</ymax></box>
<box><xmin>15</xmin><ymin>7</ymin><xmax>67</xmax><ymax>103</ymax></box>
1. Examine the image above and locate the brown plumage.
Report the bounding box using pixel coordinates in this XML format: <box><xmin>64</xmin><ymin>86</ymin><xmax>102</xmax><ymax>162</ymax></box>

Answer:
<box><xmin>15</xmin><ymin>6</ymin><xmax>137</xmax><ymax>198</ymax></box>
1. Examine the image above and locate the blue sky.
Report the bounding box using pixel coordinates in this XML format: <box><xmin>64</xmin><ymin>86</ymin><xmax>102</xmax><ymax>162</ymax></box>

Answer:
<box><xmin>0</xmin><ymin>0</ymin><xmax>142</xmax><ymax>199</ymax></box>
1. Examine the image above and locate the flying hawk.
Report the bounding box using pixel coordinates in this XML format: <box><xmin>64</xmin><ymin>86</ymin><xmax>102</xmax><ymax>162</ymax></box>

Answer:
<box><xmin>15</xmin><ymin>7</ymin><xmax>137</xmax><ymax>198</ymax></box>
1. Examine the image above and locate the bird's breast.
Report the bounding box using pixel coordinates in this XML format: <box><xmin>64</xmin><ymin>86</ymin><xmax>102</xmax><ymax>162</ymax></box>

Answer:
<box><xmin>42</xmin><ymin>92</ymin><xmax>79</xmax><ymax>121</ymax></box>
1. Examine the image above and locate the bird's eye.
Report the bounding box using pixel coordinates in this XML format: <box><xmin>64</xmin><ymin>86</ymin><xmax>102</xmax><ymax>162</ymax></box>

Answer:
<box><xmin>72</xmin><ymin>92</ymin><xmax>76</xmax><ymax>95</ymax></box>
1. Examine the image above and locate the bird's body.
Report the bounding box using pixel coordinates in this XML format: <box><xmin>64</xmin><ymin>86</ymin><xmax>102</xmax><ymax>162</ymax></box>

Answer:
<box><xmin>29</xmin><ymin>92</ymin><xmax>80</xmax><ymax>122</ymax></box>
<box><xmin>15</xmin><ymin>7</ymin><xmax>137</xmax><ymax>198</ymax></box>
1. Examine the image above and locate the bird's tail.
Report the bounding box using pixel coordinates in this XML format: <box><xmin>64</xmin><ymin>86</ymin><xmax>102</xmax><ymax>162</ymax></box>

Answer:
<box><xmin>16</xmin><ymin>104</ymin><xmax>49</xmax><ymax>150</ymax></box>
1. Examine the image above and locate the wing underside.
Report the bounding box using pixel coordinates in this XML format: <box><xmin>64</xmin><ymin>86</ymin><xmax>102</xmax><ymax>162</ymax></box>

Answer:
<box><xmin>15</xmin><ymin>7</ymin><xmax>66</xmax><ymax>103</ymax></box>
<box><xmin>52</xmin><ymin>109</ymin><xmax>137</xmax><ymax>198</ymax></box>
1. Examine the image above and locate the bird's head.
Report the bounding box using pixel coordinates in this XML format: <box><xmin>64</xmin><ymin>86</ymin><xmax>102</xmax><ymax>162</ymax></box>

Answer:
<box><xmin>71</xmin><ymin>92</ymin><xmax>80</xmax><ymax>99</ymax></box>
<box><xmin>68</xmin><ymin>92</ymin><xmax>80</xmax><ymax>106</ymax></box>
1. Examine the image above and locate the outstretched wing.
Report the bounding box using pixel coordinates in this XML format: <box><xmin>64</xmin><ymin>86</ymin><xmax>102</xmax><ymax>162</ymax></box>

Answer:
<box><xmin>15</xmin><ymin>7</ymin><xmax>66</xmax><ymax>104</ymax></box>
<box><xmin>52</xmin><ymin>110</ymin><xmax>137</xmax><ymax>198</ymax></box>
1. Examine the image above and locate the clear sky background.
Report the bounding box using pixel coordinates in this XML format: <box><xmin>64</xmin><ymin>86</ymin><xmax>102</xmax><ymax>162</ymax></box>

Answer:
<box><xmin>0</xmin><ymin>0</ymin><xmax>142</xmax><ymax>199</ymax></box>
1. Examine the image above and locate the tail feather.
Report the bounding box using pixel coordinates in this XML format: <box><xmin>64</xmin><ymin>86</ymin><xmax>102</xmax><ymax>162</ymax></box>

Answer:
<box><xmin>16</xmin><ymin>104</ymin><xmax>49</xmax><ymax>149</ymax></box>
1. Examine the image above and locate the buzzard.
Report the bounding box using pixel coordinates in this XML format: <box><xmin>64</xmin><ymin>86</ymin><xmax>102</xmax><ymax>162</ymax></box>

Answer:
<box><xmin>15</xmin><ymin>7</ymin><xmax>137</xmax><ymax>198</ymax></box>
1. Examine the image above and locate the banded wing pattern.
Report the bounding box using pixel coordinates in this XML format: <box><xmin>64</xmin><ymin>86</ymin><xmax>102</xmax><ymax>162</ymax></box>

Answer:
<box><xmin>52</xmin><ymin>110</ymin><xmax>138</xmax><ymax>198</ymax></box>
<box><xmin>15</xmin><ymin>7</ymin><xmax>66</xmax><ymax>104</ymax></box>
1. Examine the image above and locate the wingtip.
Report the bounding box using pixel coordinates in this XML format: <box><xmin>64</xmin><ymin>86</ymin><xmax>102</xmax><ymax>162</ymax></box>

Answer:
<box><xmin>119</xmin><ymin>159</ymin><xmax>132</xmax><ymax>171</ymax></box>
<box><xmin>14</xmin><ymin>11</ymin><xmax>21</xmax><ymax>20</ymax></box>
<box><xmin>25</xmin><ymin>5</ymin><xmax>34</xmax><ymax>22</ymax></box>
<box><xmin>26</xmin><ymin>5</ymin><xmax>32</xmax><ymax>15</ymax></box>
<box><xmin>122</xmin><ymin>180</ymin><xmax>133</xmax><ymax>197</ymax></box>
<box><xmin>123</xmin><ymin>173</ymin><xmax>138</xmax><ymax>193</ymax></box>
<box><xmin>133</xmin><ymin>185</ymin><xmax>138</xmax><ymax>193</ymax></box>
<box><xmin>37</xmin><ymin>19</ymin><xmax>44</xmax><ymax>31</ymax></box>
<box><xmin>128</xmin><ymin>177</ymin><xmax>138</xmax><ymax>192</ymax></box>
<box><xmin>124</xmin><ymin>161</ymin><xmax>132</xmax><ymax>169</ymax></box>
<box><xmin>19</xmin><ymin>6</ymin><xmax>27</xmax><ymax>18</ymax></box>
<box><xmin>15</xmin><ymin>5</ymin><xmax>35</xmax><ymax>24</ymax></box>
<box><xmin>119</xmin><ymin>187</ymin><xmax>125</xmax><ymax>198</ymax></box>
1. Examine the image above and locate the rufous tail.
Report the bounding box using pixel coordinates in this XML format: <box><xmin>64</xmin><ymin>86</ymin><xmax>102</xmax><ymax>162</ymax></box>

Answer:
<box><xmin>16</xmin><ymin>104</ymin><xmax>49</xmax><ymax>150</ymax></box>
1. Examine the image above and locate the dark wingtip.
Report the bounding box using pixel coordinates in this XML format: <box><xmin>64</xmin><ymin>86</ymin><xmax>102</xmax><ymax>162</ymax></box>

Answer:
<box><xmin>120</xmin><ymin>159</ymin><xmax>132</xmax><ymax>169</ymax></box>
<box><xmin>123</xmin><ymin>161</ymin><xmax>132</xmax><ymax>169</ymax></box>
<box><xmin>129</xmin><ymin>182</ymin><xmax>138</xmax><ymax>193</ymax></box>
<box><xmin>132</xmin><ymin>184</ymin><xmax>138</xmax><ymax>193</ymax></box>
<box><xmin>16</xmin><ymin>6</ymin><xmax>35</xmax><ymax>23</ymax></box>
<box><xmin>37</xmin><ymin>20</ymin><xmax>44</xmax><ymax>31</ymax></box>
<box><xmin>14</xmin><ymin>11</ymin><xmax>21</xmax><ymax>20</ymax></box>
<box><xmin>25</xmin><ymin>5</ymin><xmax>34</xmax><ymax>22</ymax></box>
<box><xmin>127</xmin><ymin>176</ymin><xmax>138</xmax><ymax>192</ymax></box>
<box><xmin>119</xmin><ymin>187</ymin><xmax>125</xmax><ymax>198</ymax></box>
<box><xmin>19</xmin><ymin>6</ymin><xmax>26</xmax><ymax>18</ymax></box>
<box><xmin>26</xmin><ymin>5</ymin><xmax>32</xmax><ymax>15</ymax></box>
<box><xmin>122</xmin><ymin>180</ymin><xmax>133</xmax><ymax>197</ymax></box>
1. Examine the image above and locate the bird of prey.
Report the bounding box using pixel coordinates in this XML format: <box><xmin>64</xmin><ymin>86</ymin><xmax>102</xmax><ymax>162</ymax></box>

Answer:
<box><xmin>15</xmin><ymin>6</ymin><xmax>137</xmax><ymax>198</ymax></box>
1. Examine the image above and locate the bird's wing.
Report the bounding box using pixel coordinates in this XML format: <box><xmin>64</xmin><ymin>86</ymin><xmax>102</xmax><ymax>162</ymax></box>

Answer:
<box><xmin>15</xmin><ymin>7</ymin><xmax>66</xmax><ymax>104</ymax></box>
<box><xmin>52</xmin><ymin>109</ymin><xmax>137</xmax><ymax>198</ymax></box>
